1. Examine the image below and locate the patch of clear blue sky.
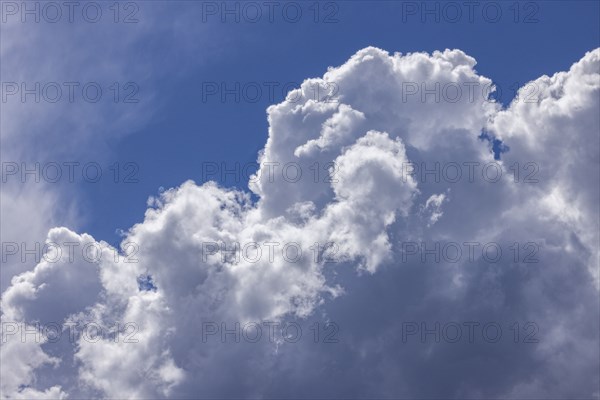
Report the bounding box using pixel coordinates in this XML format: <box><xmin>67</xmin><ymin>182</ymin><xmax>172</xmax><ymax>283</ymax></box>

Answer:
<box><xmin>79</xmin><ymin>0</ymin><xmax>599</xmax><ymax>245</ymax></box>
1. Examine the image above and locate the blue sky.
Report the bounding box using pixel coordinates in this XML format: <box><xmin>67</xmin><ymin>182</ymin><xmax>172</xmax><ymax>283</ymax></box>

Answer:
<box><xmin>79</xmin><ymin>0</ymin><xmax>600</xmax><ymax>244</ymax></box>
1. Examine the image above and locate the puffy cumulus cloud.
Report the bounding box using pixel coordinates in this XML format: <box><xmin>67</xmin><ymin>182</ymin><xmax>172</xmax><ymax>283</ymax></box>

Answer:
<box><xmin>488</xmin><ymin>48</ymin><xmax>600</xmax><ymax>285</ymax></box>
<box><xmin>251</xmin><ymin>47</ymin><xmax>496</xmax><ymax>217</ymax></box>
<box><xmin>1</xmin><ymin>47</ymin><xmax>599</xmax><ymax>399</ymax></box>
<box><xmin>1</xmin><ymin>228</ymin><xmax>104</xmax><ymax>323</ymax></box>
<box><xmin>0</xmin><ymin>320</ymin><xmax>65</xmax><ymax>399</ymax></box>
<box><xmin>1</xmin><ymin>228</ymin><xmax>110</xmax><ymax>399</ymax></box>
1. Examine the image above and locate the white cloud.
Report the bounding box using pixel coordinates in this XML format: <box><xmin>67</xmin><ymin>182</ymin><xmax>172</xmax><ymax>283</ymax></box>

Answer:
<box><xmin>1</xmin><ymin>47</ymin><xmax>598</xmax><ymax>398</ymax></box>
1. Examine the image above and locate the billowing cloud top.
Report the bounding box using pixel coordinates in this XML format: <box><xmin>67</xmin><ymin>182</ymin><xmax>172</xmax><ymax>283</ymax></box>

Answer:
<box><xmin>1</xmin><ymin>47</ymin><xmax>599</xmax><ymax>399</ymax></box>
